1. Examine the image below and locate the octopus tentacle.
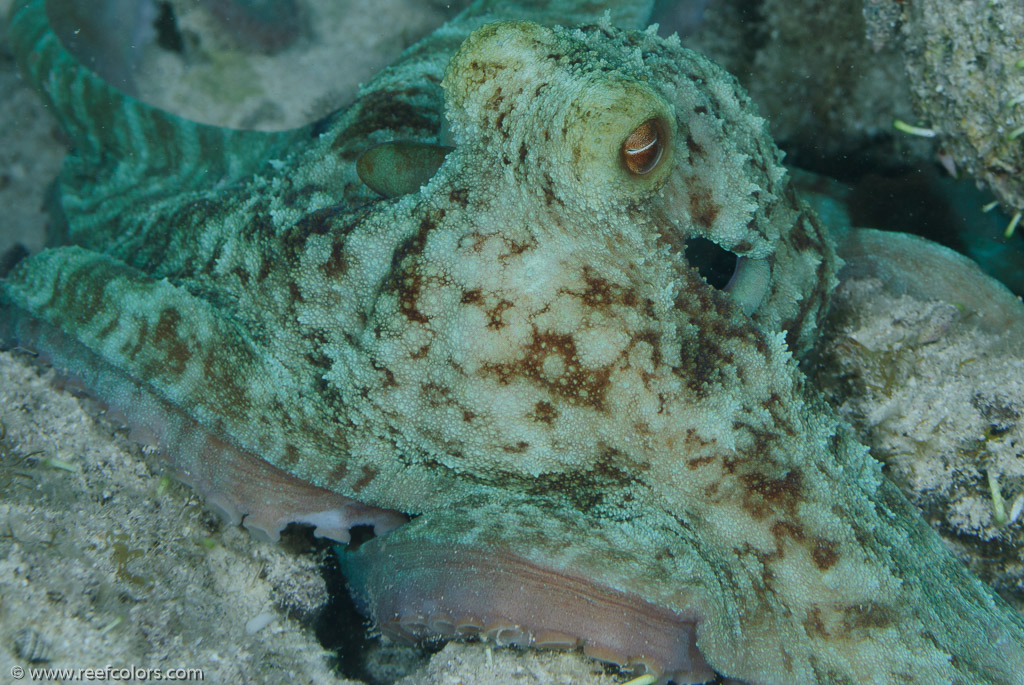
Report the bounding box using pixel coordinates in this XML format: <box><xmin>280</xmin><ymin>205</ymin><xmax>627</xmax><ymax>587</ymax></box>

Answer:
<box><xmin>342</xmin><ymin>500</ymin><xmax>716</xmax><ymax>684</ymax></box>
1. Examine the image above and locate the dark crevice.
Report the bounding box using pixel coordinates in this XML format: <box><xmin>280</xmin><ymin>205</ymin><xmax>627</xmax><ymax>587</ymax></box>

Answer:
<box><xmin>316</xmin><ymin>543</ymin><xmax>380</xmax><ymax>682</ymax></box>
<box><xmin>0</xmin><ymin>243</ymin><xmax>29</xmax><ymax>278</ymax></box>
<box><xmin>316</xmin><ymin>519</ymin><xmax>434</xmax><ymax>684</ymax></box>
<box><xmin>154</xmin><ymin>2</ymin><xmax>184</xmax><ymax>54</ymax></box>
<box><xmin>345</xmin><ymin>523</ymin><xmax>378</xmax><ymax>550</ymax></box>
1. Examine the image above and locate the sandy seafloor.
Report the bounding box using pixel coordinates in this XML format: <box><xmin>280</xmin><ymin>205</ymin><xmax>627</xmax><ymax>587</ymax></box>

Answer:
<box><xmin>0</xmin><ymin>0</ymin><xmax>1023</xmax><ymax>684</ymax></box>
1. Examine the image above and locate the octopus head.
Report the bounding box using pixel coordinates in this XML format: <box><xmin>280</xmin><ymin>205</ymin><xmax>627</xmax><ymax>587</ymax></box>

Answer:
<box><xmin>439</xmin><ymin>20</ymin><xmax>837</xmax><ymax>355</ymax></box>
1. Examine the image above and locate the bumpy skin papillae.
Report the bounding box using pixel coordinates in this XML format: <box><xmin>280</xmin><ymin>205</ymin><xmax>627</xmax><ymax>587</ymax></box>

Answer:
<box><xmin>2</xmin><ymin>1</ymin><xmax>1023</xmax><ymax>683</ymax></box>
<box><xmin>342</xmin><ymin>24</ymin><xmax>1024</xmax><ymax>683</ymax></box>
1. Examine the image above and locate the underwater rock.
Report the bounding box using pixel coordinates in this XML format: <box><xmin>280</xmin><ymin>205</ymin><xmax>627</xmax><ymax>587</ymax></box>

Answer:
<box><xmin>683</xmin><ymin>0</ymin><xmax>1024</xmax><ymax>293</ymax></box>
<box><xmin>134</xmin><ymin>0</ymin><xmax>472</xmax><ymax>130</ymax></box>
<box><xmin>864</xmin><ymin>0</ymin><xmax>1024</xmax><ymax>221</ymax></box>
<box><xmin>0</xmin><ymin>0</ymin><xmax>66</xmax><ymax>260</ymax></box>
<box><xmin>813</xmin><ymin>228</ymin><xmax>1024</xmax><ymax>611</ymax></box>
<box><xmin>680</xmin><ymin>0</ymin><xmax>924</xmax><ymax>170</ymax></box>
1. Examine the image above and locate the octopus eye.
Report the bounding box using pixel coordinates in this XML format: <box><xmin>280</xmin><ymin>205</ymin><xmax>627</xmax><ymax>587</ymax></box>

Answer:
<box><xmin>621</xmin><ymin>118</ymin><xmax>665</xmax><ymax>175</ymax></box>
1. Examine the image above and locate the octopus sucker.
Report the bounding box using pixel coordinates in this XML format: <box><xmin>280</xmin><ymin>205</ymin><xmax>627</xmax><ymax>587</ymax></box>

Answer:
<box><xmin>4</xmin><ymin>0</ymin><xmax>1024</xmax><ymax>682</ymax></box>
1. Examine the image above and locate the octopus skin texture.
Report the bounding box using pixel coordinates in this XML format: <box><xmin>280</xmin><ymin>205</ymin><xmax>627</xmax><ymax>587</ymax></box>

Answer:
<box><xmin>2</xmin><ymin>0</ymin><xmax>1023</xmax><ymax>683</ymax></box>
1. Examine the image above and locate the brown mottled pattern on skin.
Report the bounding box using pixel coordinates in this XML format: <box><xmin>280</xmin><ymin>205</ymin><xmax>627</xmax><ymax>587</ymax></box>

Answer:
<box><xmin>2</xmin><ymin>1</ymin><xmax>1023</xmax><ymax>683</ymax></box>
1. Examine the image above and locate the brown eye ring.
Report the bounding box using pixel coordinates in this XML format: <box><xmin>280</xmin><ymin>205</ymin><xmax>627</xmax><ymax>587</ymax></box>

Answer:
<box><xmin>621</xmin><ymin>117</ymin><xmax>666</xmax><ymax>176</ymax></box>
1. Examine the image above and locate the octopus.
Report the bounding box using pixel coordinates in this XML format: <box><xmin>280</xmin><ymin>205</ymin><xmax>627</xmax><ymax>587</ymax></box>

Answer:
<box><xmin>2</xmin><ymin>0</ymin><xmax>1023</xmax><ymax>683</ymax></box>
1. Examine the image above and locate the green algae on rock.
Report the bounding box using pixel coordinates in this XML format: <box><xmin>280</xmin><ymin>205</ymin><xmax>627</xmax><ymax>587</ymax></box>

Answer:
<box><xmin>2</xmin><ymin>0</ymin><xmax>1023</xmax><ymax>683</ymax></box>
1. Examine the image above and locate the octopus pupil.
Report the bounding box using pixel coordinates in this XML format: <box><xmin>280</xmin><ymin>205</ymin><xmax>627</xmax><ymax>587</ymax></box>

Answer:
<box><xmin>683</xmin><ymin>236</ymin><xmax>738</xmax><ymax>290</ymax></box>
<box><xmin>622</xmin><ymin>118</ymin><xmax>664</xmax><ymax>175</ymax></box>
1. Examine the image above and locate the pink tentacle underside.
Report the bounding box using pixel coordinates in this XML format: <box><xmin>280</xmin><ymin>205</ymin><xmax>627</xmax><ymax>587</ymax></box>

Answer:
<box><xmin>349</xmin><ymin>540</ymin><xmax>718</xmax><ymax>684</ymax></box>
